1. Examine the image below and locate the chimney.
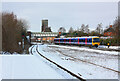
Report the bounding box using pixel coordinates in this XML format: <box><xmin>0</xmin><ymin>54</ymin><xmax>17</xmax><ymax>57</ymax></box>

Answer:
<box><xmin>109</xmin><ymin>25</ymin><xmax>112</xmax><ymax>28</ymax></box>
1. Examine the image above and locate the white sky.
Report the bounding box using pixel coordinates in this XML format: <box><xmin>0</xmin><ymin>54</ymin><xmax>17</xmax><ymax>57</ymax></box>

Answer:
<box><xmin>2</xmin><ymin>1</ymin><xmax>118</xmax><ymax>32</ymax></box>
<box><xmin>1</xmin><ymin>0</ymin><xmax>120</xmax><ymax>2</ymax></box>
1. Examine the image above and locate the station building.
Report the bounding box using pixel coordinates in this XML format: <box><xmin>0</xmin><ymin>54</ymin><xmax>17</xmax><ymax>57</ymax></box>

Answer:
<box><xmin>31</xmin><ymin>32</ymin><xmax>58</xmax><ymax>43</ymax></box>
<box><xmin>30</xmin><ymin>19</ymin><xmax>58</xmax><ymax>43</ymax></box>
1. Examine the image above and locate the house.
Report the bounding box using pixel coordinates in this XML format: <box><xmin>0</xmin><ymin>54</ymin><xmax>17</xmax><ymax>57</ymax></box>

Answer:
<box><xmin>104</xmin><ymin>25</ymin><xmax>115</xmax><ymax>36</ymax></box>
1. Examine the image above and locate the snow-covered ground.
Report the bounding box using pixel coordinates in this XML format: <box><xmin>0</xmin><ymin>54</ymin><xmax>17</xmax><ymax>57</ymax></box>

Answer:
<box><xmin>48</xmin><ymin>45</ymin><xmax>118</xmax><ymax>55</ymax></box>
<box><xmin>37</xmin><ymin>44</ymin><xmax>119</xmax><ymax>79</ymax></box>
<box><xmin>0</xmin><ymin>51</ymin><xmax>21</xmax><ymax>55</ymax></box>
<box><xmin>0</xmin><ymin>46</ymin><xmax>74</xmax><ymax>80</ymax></box>
<box><xmin>0</xmin><ymin>44</ymin><xmax>119</xmax><ymax>80</ymax></box>
<box><xmin>98</xmin><ymin>45</ymin><xmax>120</xmax><ymax>50</ymax></box>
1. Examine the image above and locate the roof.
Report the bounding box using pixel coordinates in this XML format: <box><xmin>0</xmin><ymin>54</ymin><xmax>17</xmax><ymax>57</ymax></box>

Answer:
<box><xmin>104</xmin><ymin>27</ymin><xmax>115</xmax><ymax>33</ymax></box>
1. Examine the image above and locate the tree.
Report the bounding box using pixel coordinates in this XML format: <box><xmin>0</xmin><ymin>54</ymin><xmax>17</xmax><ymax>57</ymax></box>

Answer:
<box><xmin>68</xmin><ymin>27</ymin><xmax>74</xmax><ymax>33</ymax></box>
<box><xmin>112</xmin><ymin>17</ymin><xmax>120</xmax><ymax>45</ymax></box>
<box><xmin>2</xmin><ymin>12</ymin><xmax>29</xmax><ymax>53</ymax></box>
<box><xmin>96</xmin><ymin>23</ymin><xmax>103</xmax><ymax>35</ymax></box>
<box><xmin>80</xmin><ymin>24</ymin><xmax>85</xmax><ymax>33</ymax></box>
<box><xmin>113</xmin><ymin>17</ymin><xmax>120</xmax><ymax>37</ymax></box>
<box><xmin>90</xmin><ymin>30</ymin><xmax>99</xmax><ymax>36</ymax></box>
<box><xmin>84</xmin><ymin>24</ymin><xmax>89</xmax><ymax>34</ymax></box>
<box><xmin>58</xmin><ymin>27</ymin><xmax>66</xmax><ymax>33</ymax></box>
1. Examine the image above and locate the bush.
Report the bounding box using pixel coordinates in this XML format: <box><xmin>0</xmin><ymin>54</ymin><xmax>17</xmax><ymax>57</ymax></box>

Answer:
<box><xmin>100</xmin><ymin>38</ymin><xmax>119</xmax><ymax>46</ymax></box>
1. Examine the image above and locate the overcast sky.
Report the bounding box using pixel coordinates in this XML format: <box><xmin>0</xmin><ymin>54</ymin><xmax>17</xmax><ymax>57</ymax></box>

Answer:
<box><xmin>2</xmin><ymin>2</ymin><xmax>118</xmax><ymax>32</ymax></box>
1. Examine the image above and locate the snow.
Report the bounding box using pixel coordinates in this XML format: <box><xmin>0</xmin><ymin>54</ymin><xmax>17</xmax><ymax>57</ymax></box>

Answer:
<box><xmin>37</xmin><ymin>44</ymin><xmax>119</xmax><ymax>79</ymax></box>
<box><xmin>48</xmin><ymin>45</ymin><xmax>118</xmax><ymax>55</ymax></box>
<box><xmin>0</xmin><ymin>44</ymin><xmax>119</xmax><ymax>79</ymax></box>
<box><xmin>0</xmin><ymin>54</ymin><xmax>2</xmax><ymax>81</ymax></box>
<box><xmin>98</xmin><ymin>45</ymin><xmax>120</xmax><ymax>50</ymax></box>
<box><xmin>0</xmin><ymin>47</ymin><xmax>74</xmax><ymax>79</ymax></box>
<box><xmin>0</xmin><ymin>51</ymin><xmax>24</xmax><ymax>55</ymax></box>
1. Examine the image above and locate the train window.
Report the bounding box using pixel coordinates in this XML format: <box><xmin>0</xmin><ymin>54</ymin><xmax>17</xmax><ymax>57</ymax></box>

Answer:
<box><xmin>90</xmin><ymin>39</ymin><xmax>92</xmax><ymax>42</ymax></box>
<box><xmin>81</xmin><ymin>39</ymin><xmax>83</xmax><ymax>42</ymax></box>
<box><xmin>74</xmin><ymin>39</ymin><xmax>77</xmax><ymax>42</ymax></box>
<box><xmin>87</xmin><ymin>39</ymin><xmax>92</xmax><ymax>42</ymax></box>
<box><xmin>64</xmin><ymin>39</ymin><xmax>66</xmax><ymax>42</ymax></box>
<box><xmin>66</xmin><ymin>39</ymin><xmax>69</xmax><ymax>42</ymax></box>
<box><xmin>87</xmin><ymin>39</ymin><xmax>89</xmax><ymax>42</ymax></box>
<box><xmin>71</xmin><ymin>39</ymin><xmax>73</xmax><ymax>42</ymax></box>
<box><xmin>79</xmin><ymin>39</ymin><xmax>82</xmax><ymax>42</ymax></box>
<box><xmin>73</xmin><ymin>39</ymin><xmax>75</xmax><ymax>42</ymax></box>
<box><xmin>74</xmin><ymin>39</ymin><xmax>76</xmax><ymax>42</ymax></box>
<box><xmin>68</xmin><ymin>39</ymin><xmax>70</xmax><ymax>42</ymax></box>
<box><xmin>68</xmin><ymin>39</ymin><xmax>69</xmax><ymax>42</ymax></box>
<box><xmin>76</xmin><ymin>39</ymin><xmax>78</xmax><ymax>42</ymax></box>
<box><xmin>93</xmin><ymin>38</ymin><xmax>100</xmax><ymax>42</ymax></box>
<box><xmin>80</xmin><ymin>39</ymin><xmax>82</xmax><ymax>42</ymax></box>
<box><xmin>74</xmin><ymin>39</ymin><xmax>75</xmax><ymax>42</ymax></box>
<box><xmin>83</xmin><ymin>39</ymin><xmax>85</xmax><ymax>42</ymax></box>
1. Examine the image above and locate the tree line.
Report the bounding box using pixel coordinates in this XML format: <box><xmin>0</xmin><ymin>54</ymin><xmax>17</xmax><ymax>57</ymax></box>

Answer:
<box><xmin>2</xmin><ymin>12</ymin><xmax>29</xmax><ymax>53</ymax></box>
<box><xmin>58</xmin><ymin>17</ymin><xmax>120</xmax><ymax>46</ymax></box>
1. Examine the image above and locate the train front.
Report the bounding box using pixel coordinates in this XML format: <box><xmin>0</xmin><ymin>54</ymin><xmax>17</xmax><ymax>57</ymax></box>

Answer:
<box><xmin>92</xmin><ymin>37</ymin><xmax>100</xmax><ymax>47</ymax></box>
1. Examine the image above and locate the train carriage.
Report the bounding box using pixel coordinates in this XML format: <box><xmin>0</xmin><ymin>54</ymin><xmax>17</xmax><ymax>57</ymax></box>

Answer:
<box><xmin>54</xmin><ymin>36</ymin><xmax>100</xmax><ymax>47</ymax></box>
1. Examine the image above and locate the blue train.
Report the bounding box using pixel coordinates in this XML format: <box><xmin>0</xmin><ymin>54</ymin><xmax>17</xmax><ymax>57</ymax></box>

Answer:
<box><xmin>54</xmin><ymin>36</ymin><xmax>100</xmax><ymax>47</ymax></box>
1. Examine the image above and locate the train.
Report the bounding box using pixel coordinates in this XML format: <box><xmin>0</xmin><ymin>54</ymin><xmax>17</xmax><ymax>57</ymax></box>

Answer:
<box><xmin>54</xmin><ymin>36</ymin><xmax>100</xmax><ymax>47</ymax></box>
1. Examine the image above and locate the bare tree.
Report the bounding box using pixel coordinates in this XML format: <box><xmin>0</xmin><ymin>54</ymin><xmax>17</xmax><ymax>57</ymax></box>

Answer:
<box><xmin>84</xmin><ymin>24</ymin><xmax>89</xmax><ymax>34</ymax></box>
<box><xmin>80</xmin><ymin>24</ymin><xmax>85</xmax><ymax>33</ymax></box>
<box><xmin>113</xmin><ymin>17</ymin><xmax>120</xmax><ymax>37</ymax></box>
<box><xmin>96</xmin><ymin>23</ymin><xmax>103</xmax><ymax>35</ymax></box>
<box><xmin>68</xmin><ymin>27</ymin><xmax>74</xmax><ymax>33</ymax></box>
<box><xmin>2</xmin><ymin>12</ymin><xmax>29</xmax><ymax>53</ymax></box>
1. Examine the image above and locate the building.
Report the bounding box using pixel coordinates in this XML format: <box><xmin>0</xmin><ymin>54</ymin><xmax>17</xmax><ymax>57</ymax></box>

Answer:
<box><xmin>41</xmin><ymin>19</ymin><xmax>48</xmax><ymax>32</ymax></box>
<box><xmin>104</xmin><ymin>25</ymin><xmax>115</xmax><ymax>36</ymax></box>
<box><xmin>31</xmin><ymin>32</ymin><xmax>58</xmax><ymax>43</ymax></box>
<box><xmin>41</xmin><ymin>19</ymin><xmax>51</xmax><ymax>32</ymax></box>
<box><xmin>45</xmin><ymin>27</ymin><xmax>52</xmax><ymax>32</ymax></box>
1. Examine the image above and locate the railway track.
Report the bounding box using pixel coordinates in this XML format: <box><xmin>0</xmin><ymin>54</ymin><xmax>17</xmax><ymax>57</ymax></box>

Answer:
<box><xmin>30</xmin><ymin>45</ymin><xmax>35</xmax><ymax>55</ymax></box>
<box><xmin>52</xmin><ymin>48</ymin><xmax>120</xmax><ymax>74</ymax></box>
<box><xmin>47</xmin><ymin>45</ymin><xmax>120</xmax><ymax>74</ymax></box>
<box><xmin>30</xmin><ymin>44</ymin><xmax>86</xmax><ymax>81</ymax></box>
<box><xmin>53</xmin><ymin>44</ymin><xmax>120</xmax><ymax>52</ymax></box>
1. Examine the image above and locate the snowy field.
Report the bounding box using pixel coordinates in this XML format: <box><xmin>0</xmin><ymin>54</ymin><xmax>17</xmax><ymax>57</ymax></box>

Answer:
<box><xmin>37</xmin><ymin>44</ymin><xmax>119</xmax><ymax>79</ymax></box>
